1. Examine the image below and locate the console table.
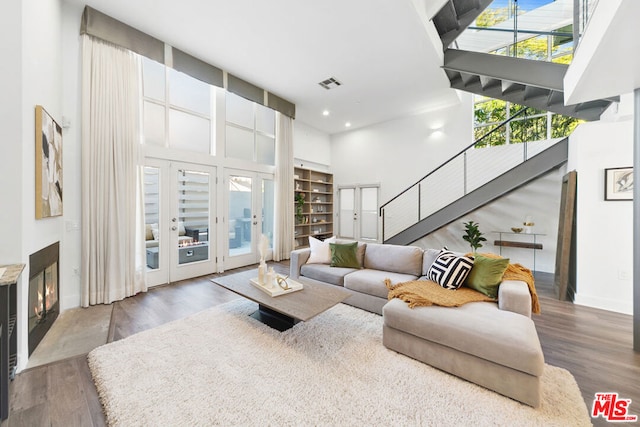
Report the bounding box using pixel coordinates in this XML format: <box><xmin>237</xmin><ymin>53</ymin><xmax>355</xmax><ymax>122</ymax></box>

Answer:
<box><xmin>492</xmin><ymin>232</ymin><xmax>544</xmax><ymax>274</ymax></box>
<box><xmin>0</xmin><ymin>263</ymin><xmax>24</xmax><ymax>420</ymax></box>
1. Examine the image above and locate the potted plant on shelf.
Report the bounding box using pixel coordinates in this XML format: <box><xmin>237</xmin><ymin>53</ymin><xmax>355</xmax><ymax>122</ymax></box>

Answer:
<box><xmin>295</xmin><ymin>192</ymin><xmax>305</xmax><ymax>223</ymax></box>
<box><xmin>462</xmin><ymin>220</ymin><xmax>486</xmax><ymax>253</ymax></box>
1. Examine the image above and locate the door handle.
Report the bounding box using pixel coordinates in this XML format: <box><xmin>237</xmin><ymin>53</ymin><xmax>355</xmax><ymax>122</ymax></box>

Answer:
<box><xmin>171</xmin><ymin>218</ymin><xmax>177</xmax><ymax>222</ymax></box>
<box><xmin>171</xmin><ymin>226</ymin><xmax>177</xmax><ymax>231</ymax></box>
<box><xmin>253</xmin><ymin>222</ymin><xmax>257</xmax><ymax>225</ymax></box>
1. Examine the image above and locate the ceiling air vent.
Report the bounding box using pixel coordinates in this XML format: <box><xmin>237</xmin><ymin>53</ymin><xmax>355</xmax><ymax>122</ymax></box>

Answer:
<box><xmin>318</xmin><ymin>77</ymin><xmax>342</xmax><ymax>90</ymax></box>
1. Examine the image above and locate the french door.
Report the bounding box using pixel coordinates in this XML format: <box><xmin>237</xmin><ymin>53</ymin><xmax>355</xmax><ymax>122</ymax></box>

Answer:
<box><xmin>338</xmin><ymin>185</ymin><xmax>380</xmax><ymax>242</ymax></box>
<box><xmin>144</xmin><ymin>159</ymin><xmax>217</xmax><ymax>286</ymax></box>
<box><xmin>224</xmin><ymin>169</ymin><xmax>275</xmax><ymax>270</ymax></box>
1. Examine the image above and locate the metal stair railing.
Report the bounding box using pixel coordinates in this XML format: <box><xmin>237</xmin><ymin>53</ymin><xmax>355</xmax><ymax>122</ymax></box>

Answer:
<box><xmin>379</xmin><ymin>107</ymin><xmax>564</xmax><ymax>242</ymax></box>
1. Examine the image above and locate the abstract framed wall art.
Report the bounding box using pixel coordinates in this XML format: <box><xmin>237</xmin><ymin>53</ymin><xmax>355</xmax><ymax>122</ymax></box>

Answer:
<box><xmin>604</xmin><ymin>166</ymin><xmax>633</xmax><ymax>201</ymax></box>
<box><xmin>35</xmin><ymin>105</ymin><xmax>63</xmax><ymax>218</ymax></box>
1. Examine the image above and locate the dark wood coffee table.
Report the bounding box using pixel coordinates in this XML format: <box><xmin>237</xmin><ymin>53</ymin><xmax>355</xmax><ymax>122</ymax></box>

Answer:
<box><xmin>211</xmin><ymin>269</ymin><xmax>351</xmax><ymax>331</ymax></box>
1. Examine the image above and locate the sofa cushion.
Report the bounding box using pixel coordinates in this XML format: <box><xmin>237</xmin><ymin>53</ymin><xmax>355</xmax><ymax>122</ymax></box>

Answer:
<box><xmin>300</xmin><ymin>264</ymin><xmax>356</xmax><ymax>287</ymax></box>
<box><xmin>330</xmin><ymin>242</ymin><xmax>360</xmax><ymax>269</ymax></box>
<box><xmin>383</xmin><ymin>298</ymin><xmax>544</xmax><ymax>376</ymax></box>
<box><xmin>363</xmin><ymin>243</ymin><xmax>423</xmax><ymax>276</ymax></box>
<box><xmin>307</xmin><ymin>236</ymin><xmax>336</xmax><ymax>264</ymax></box>
<box><xmin>178</xmin><ymin>221</ymin><xmax>187</xmax><ymax>236</ymax></box>
<box><xmin>344</xmin><ymin>269</ymin><xmax>418</xmax><ymax>299</ymax></box>
<box><xmin>422</xmin><ymin>248</ymin><xmax>441</xmax><ymax>276</ymax></box>
<box><xmin>145</xmin><ymin>224</ymin><xmax>154</xmax><ymax>241</ymax></box>
<box><xmin>334</xmin><ymin>239</ymin><xmax>366</xmax><ymax>267</ymax></box>
<box><xmin>428</xmin><ymin>250</ymin><xmax>474</xmax><ymax>290</ymax></box>
<box><xmin>464</xmin><ymin>255</ymin><xmax>510</xmax><ymax>298</ymax></box>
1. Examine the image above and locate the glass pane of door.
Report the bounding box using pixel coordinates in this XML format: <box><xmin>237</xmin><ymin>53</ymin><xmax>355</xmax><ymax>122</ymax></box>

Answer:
<box><xmin>339</xmin><ymin>188</ymin><xmax>355</xmax><ymax>239</ymax></box>
<box><xmin>360</xmin><ymin>187</ymin><xmax>378</xmax><ymax>241</ymax></box>
<box><xmin>228</xmin><ymin>175</ymin><xmax>253</xmax><ymax>256</ymax></box>
<box><xmin>176</xmin><ymin>169</ymin><xmax>210</xmax><ymax>265</ymax></box>
<box><xmin>262</xmin><ymin>178</ymin><xmax>275</xmax><ymax>250</ymax></box>
<box><xmin>144</xmin><ymin>166</ymin><xmax>161</xmax><ymax>270</ymax></box>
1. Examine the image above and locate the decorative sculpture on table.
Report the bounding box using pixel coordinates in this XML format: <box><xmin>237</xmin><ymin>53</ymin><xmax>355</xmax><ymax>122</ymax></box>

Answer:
<box><xmin>258</xmin><ymin>234</ymin><xmax>269</xmax><ymax>284</ymax></box>
<box><xmin>277</xmin><ymin>275</ymin><xmax>291</xmax><ymax>290</ymax></box>
<box><xmin>523</xmin><ymin>216</ymin><xmax>535</xmax><ymax>234</ymax></box>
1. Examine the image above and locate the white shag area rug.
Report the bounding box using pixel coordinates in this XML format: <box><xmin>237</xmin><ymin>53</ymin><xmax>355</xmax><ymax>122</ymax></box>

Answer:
<box><xmin>88</xmin><ymin>300</ymin><xmax>591</xmax><ymax>426</ymax></box>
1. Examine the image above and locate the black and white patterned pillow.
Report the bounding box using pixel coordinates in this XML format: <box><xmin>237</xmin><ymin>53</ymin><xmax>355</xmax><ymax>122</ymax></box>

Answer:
<box><xmin>428</xmin><ymin>250</ymin><xmax>474</xmax><ymax>289</ymax></box>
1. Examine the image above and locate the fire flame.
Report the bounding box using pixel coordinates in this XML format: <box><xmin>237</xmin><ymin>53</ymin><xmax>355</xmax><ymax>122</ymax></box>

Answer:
<box><xmin>34</xmin><ymin>280</ymin><xmax>57</xmax><ymax>320</ymax></box>
<box><xmin>178</xmin><ymin>240</ymin><xmax>204</xmax><ymax>248</ymax></box>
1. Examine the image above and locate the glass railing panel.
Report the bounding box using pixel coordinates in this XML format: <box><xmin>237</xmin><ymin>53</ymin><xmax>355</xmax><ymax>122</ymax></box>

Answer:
<box><xmin>457</xmin><ymin>0</ymin><xmax>577</xmax><ymax>62</ymax></box>
<box><xmin>419</xmin><ymin>157</ymin><xmax>465</xmax><ymax>220</ymax></box>
<box><xmin>382</xmin><ymin>186</ymin><xmax>419</xmax><ymax>240</ymax></box>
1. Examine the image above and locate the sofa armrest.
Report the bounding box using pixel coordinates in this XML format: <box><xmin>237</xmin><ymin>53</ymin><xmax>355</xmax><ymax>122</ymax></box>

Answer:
<box><xmin>290</xmin><ymin>249</ymin><xmax>311</xmax><ymax>279</ymax></box>
<box><xmin>498</xmin><ymin>280</ymin><xmax>532</xmax><ymax>318</ymax></box>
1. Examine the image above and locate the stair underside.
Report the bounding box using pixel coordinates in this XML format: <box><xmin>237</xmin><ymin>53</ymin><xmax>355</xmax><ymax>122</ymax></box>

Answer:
<box><xmin>384</xmin><ymin>138</ymin><xmax>568</xmax><ymax>246</ymax></box>
<box><xmin>443</xmin><ymin>49</ymin><xmax>615</xmax><ymax>121</ymax></box>
<box><xmin>433</xmin><ymin>0</ymin><xmax>494</xmax><ymax>49</ymax></box>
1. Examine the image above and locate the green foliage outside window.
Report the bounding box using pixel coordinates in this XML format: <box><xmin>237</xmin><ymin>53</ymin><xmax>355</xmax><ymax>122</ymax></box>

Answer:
<box><xmin>472</xmin><ymin>6</ymin><xmax>583</xmax><ymax>147</ymax></box>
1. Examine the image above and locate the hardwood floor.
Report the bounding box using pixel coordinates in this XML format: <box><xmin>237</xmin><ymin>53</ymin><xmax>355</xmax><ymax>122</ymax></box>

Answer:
<box><xmin>4</xmin><ymin>264</ymin><xmax>638</xmax><ymax>427</ymax></box>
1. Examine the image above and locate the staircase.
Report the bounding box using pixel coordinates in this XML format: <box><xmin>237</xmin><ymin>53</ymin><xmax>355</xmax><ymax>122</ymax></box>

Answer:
<box><xmin>433</xmin><ymin>0</ymin><xmax>616</xmax><ymax>121</ymax></box>
<box><xmin>432</xmin><ymin>0</ymin><xmax>495</xmax><ymax>49</ymax></box>
<box><xmin>443</xmin><ymin>49</ymin><xmax>613</xmax><ymax>121</ymax></box>
<box><xmin>383</xmin><ymin>137</ymin><xmax>568</xmax><ymax>245</ymax></box>
<box><xmin>379</xmin><ymin>0</ymin><xmax>613</xmax><ymax>244</ymax></box>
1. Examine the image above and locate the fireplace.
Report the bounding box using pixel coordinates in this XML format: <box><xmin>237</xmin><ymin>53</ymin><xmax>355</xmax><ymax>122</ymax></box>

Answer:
<box><xmin>28</xmin><ymin>242</ymin><xmax>60</xmax><ymax>356</ymax></box>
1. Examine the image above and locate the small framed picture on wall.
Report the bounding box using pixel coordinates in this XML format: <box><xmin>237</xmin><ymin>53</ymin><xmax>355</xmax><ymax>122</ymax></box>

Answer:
<box><xmin>604</xmin><ymin>166</ymin><xmax>633</xmax><ymax>201</ymax></box>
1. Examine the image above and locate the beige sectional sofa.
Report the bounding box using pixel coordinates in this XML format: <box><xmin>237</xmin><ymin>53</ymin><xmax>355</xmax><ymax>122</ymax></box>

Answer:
<box><xmin>290</xmin><ymin>241</ymin><xmax>545</xmax><ymax>407</ymax></box>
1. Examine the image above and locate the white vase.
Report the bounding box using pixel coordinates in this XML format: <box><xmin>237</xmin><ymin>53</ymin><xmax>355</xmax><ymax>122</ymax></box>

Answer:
<box><xmin>258</xmin><ymin>261</ymin><xmax>266</xmax><ymax>285</ymax></box>
<box><xmin>267</xmin><ymin>267</ymin><xmax>275</xmax><ymax>288</ymax></box>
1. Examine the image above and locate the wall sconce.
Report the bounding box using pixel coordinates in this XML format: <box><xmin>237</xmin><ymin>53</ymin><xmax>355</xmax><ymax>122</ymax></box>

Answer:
<box><xmin>429</xmin><ymin>124</ymin><xmax>444</xmax><ymax>138</ymax></box>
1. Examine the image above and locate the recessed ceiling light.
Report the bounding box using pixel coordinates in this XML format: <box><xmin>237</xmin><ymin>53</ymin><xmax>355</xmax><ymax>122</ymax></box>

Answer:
<box><xmin>345</xmin><ymin>122</ymin><xmax>351</xmax><ymax>128</ymax></box>
<box><xmin>322</xmin><ymin>110</ymin><xmax>330</xmax><ymax>116</ymax></box>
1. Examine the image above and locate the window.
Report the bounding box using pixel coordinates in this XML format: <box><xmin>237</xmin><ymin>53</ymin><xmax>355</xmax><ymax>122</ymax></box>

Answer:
<box><xmin>471</xmin><ymin>20</ymin><xmax>582</xmax><ymax>146</ymax></box>
<box><xmin>225</xmin><ymin>92</ymin><xmax>275</xmax><ymax>165</ymax></box>
<box><xmin>473</xmin><ymin>96</ymin><xmax>580</xmax><ymax>147</ymax></box>
<box><xmin>141</xmin><ymin>57</ymin><xmax>216</xmax><ymax>155</ymax></box>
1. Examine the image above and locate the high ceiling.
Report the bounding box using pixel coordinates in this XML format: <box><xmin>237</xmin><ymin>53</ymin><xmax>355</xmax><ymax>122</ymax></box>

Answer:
<box><xmin>64</xmin><ymin>0</ymin><xmax>458</xmax><ymax>135</ymax></box>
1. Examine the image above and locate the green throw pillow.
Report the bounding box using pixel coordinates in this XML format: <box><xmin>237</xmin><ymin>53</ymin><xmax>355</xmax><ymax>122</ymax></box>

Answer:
<box><xmin>329</xmin><ymin>242</ymin><xmax>360</xmax><ymax>269</ymax></box>
<box><xmin>464</xmin><ymin>255</ymin><xmax>509</xmax><ymax>299</ymax></box>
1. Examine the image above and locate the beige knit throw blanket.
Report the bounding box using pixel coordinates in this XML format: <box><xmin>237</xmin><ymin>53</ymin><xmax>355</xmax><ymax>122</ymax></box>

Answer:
<box><xmin>385</xmin><ymin>279</ymin><xmax>495</xmax><ymax>308</ymax></box>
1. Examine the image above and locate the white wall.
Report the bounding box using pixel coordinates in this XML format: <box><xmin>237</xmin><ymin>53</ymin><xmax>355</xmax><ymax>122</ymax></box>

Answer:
<box><xmin>294</xmin><ymin>121</ymin><xmax>331</xmax><ymax>171</ymax></box>
<box><xmin>3</xmin><ymin>0</ymin><xmax>66</xmax><ymax>372</ymax></box>
<box><xmin>0</xmin><ymin>1</ymin><xmax>24</xmax><ymax>263</ymax></box>
<box><xmin>568</xmin><ymin>113</ymin><xmax>634</xmax><ymax>314</ymax></box>
<box><xmin>60</xmin><ymin>2</ymin><xmax>84</xmax><ymax>311</ymax></box>
<box><xmin>329</xmin><ymin>88</ymin><xmax>567</xmax><ymax>273</ymax></box>
<box><xmin>331</xmin><ymin>92</ymin><xmax>473</xmax><ymax>204</ymax></box>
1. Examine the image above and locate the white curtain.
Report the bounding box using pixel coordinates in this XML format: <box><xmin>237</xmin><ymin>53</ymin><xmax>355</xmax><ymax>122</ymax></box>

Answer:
<box><xmin>81</xmin><ymin>35</ymin><xmax>147</xmax><ymax>306</ymax></box>
<box><xmin>274</xmin><ymin>112</ymin><xmax>294</xmax><ymax>261</ymax></box>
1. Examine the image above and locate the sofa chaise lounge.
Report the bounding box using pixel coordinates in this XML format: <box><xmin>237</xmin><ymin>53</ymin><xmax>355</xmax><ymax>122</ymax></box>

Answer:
<box><xmin>290</xmin><ymin>241</ymin><xmax>545</xmax><ymax>407</ymax></box>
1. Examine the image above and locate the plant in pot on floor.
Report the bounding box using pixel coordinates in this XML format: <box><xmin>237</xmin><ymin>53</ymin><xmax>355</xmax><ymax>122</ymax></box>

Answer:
<box><xmin>462</xmin><ymin>220</ymin><xmax>486</xmax><ymax>254</ymax></box>
<box><xmin>295</xmin><ymin>192</ymin><xmax>305</xmax><ymax>224</ymax></box>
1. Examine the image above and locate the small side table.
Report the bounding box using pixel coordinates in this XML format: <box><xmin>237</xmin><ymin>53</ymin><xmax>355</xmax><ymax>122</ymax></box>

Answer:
<box><xmin>492</xmin><ymin>231</ymin><xmax>544</xmax><ymax>274</ymax></box>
